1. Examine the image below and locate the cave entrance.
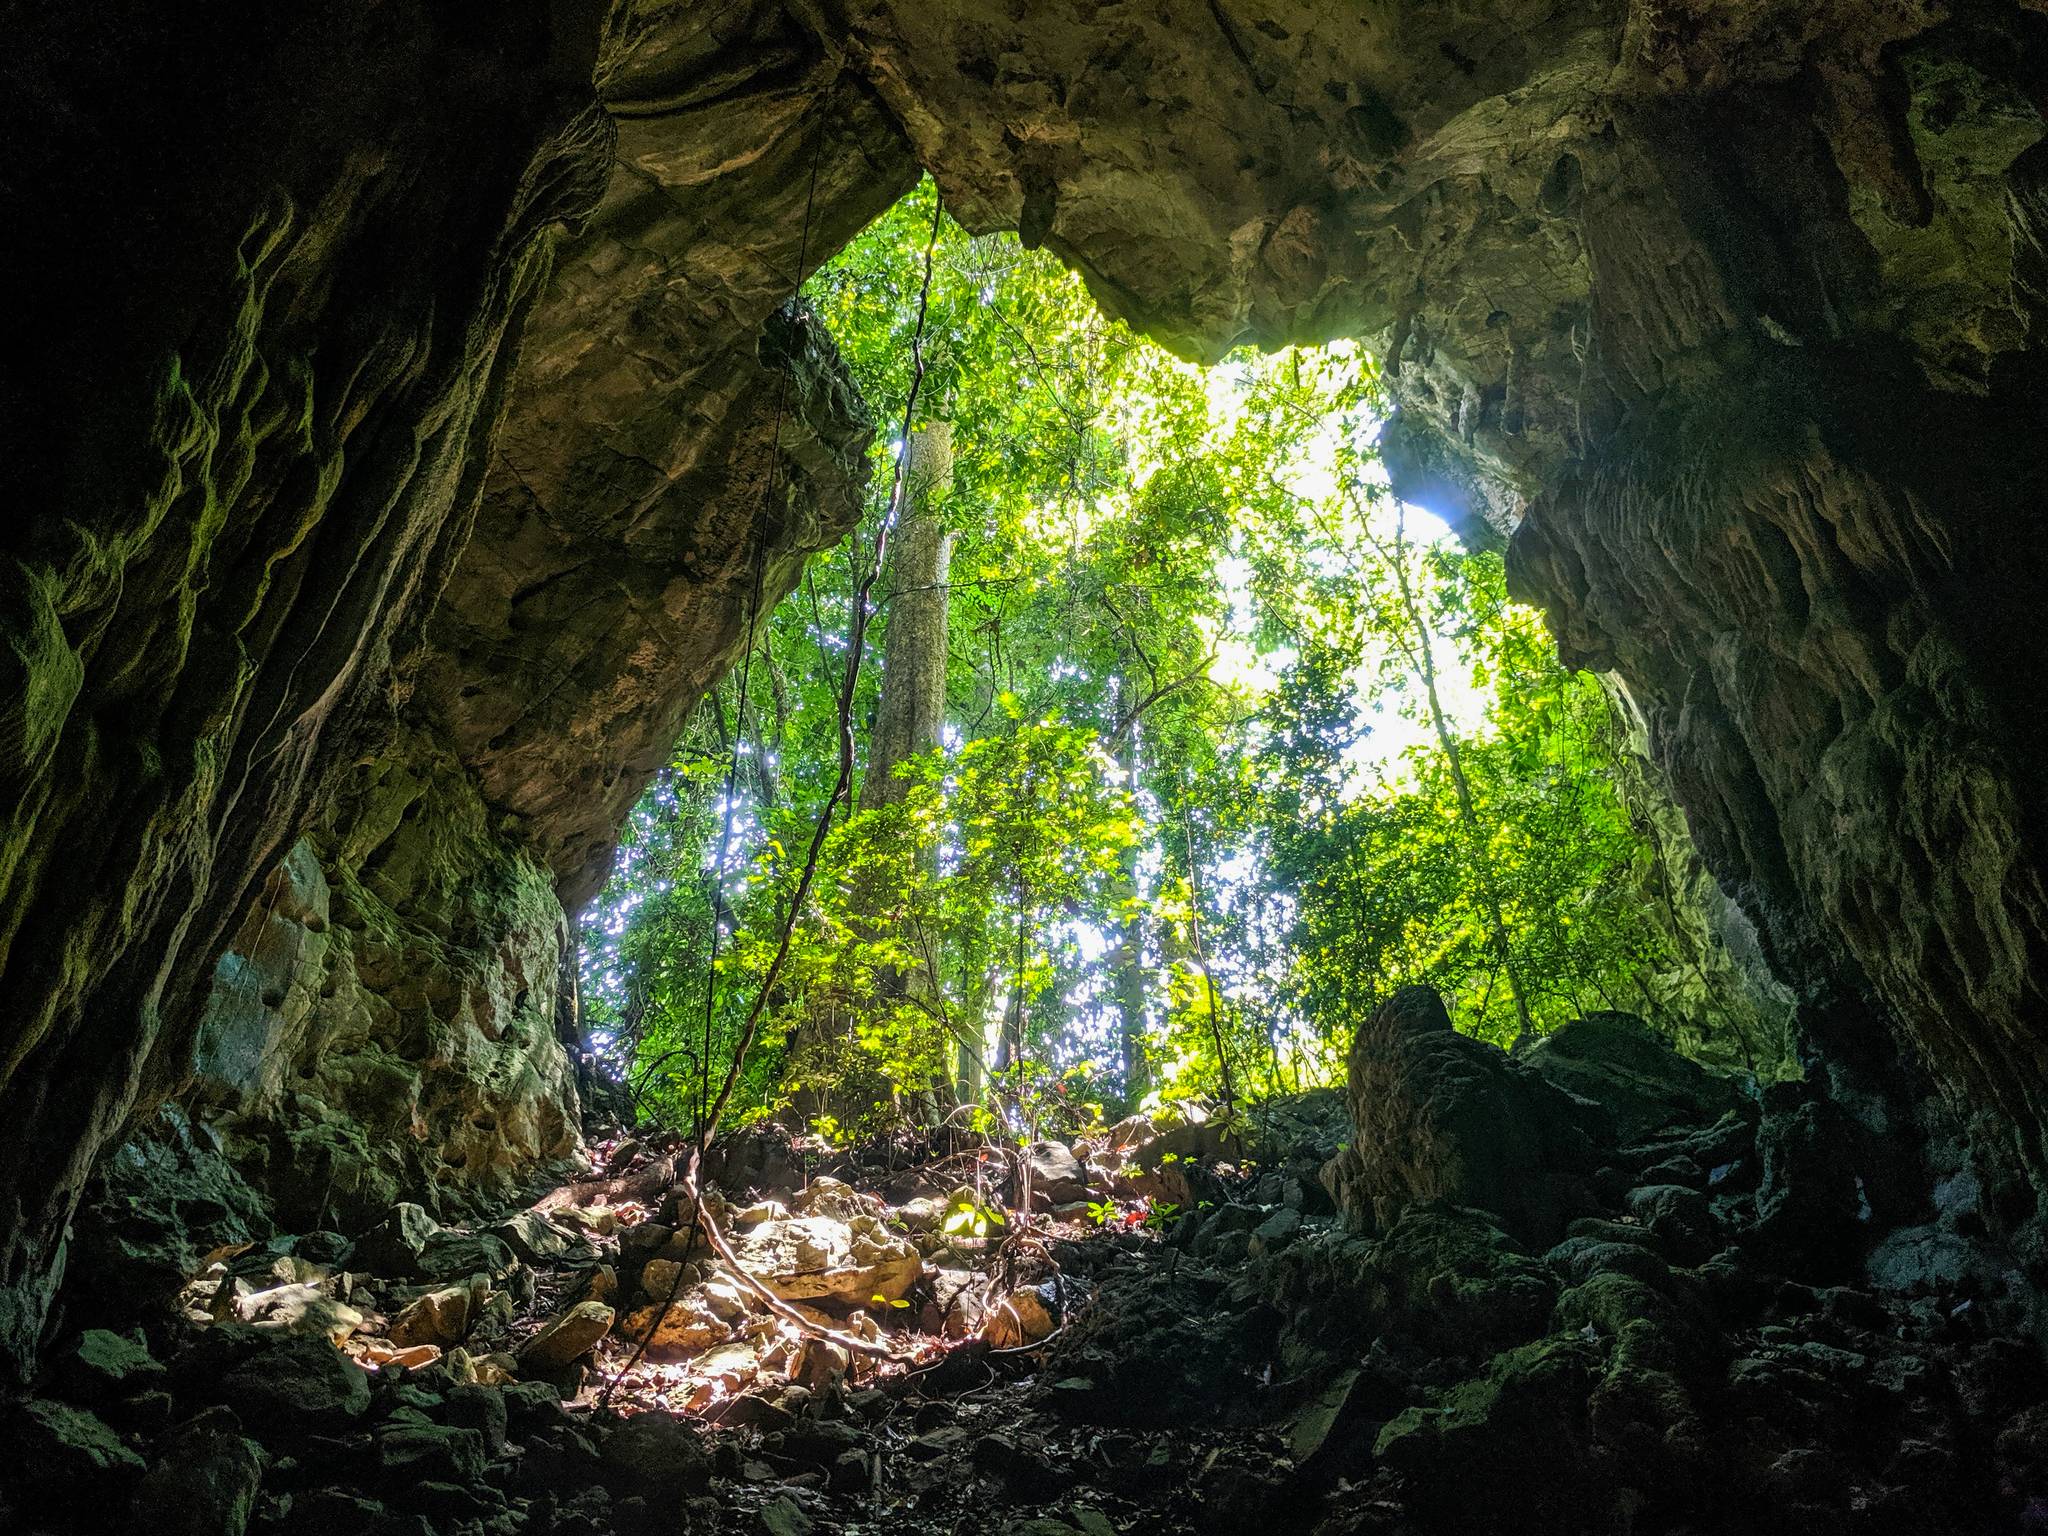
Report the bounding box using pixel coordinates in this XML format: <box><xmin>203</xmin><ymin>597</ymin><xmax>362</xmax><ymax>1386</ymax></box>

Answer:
<box><xmin>573</xmin><ymin>176</ymin><xmax>1792</xmax><ymax>1166</ymax></box>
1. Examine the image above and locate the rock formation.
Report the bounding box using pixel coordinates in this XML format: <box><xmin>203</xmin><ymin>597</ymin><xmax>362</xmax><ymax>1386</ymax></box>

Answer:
<box><xmin>1323</xmin><ymin>987</ymin><xmax>1599</xmax><ymax>1243</ymax></box>
<box><xmin>5</xmin><ymin>0</ymin><xmax>2048</xmax><ymax>1381</ymax></box>
<box><xmin>4</xmin><ymin>1013</ymin><xmax>2047</xmax><ymax>1532</ymax></box>
<box><xmin>0</xmin><ymin>1</ymin><xmax>618</xmax><ymax>1374</ymax></box>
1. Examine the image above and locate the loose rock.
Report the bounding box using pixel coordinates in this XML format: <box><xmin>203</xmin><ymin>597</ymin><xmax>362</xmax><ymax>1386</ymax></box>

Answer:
<box><xmin>517</xmin><ymin>1300</ymin><xmax>614</xmax><ymax>1369</ymax></box>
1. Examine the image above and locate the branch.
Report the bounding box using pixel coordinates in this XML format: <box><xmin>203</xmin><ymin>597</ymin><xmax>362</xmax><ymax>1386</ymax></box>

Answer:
<box><xmin>696</xmin><ymin>192</ymin><xmax>948</xmax><ymax>1143</ymax></box>
<box><xmin>1095</xmin><ymin>586</ymin><xmax>1159</xmax><ymax>685</ymax></box>
<box><xmin>1109</xmin><ymin>657</ymin><xmax>1216</xmax><ymax>743</ymax></box>
<box><xmin>685</xmin><ymin>1170</ymin><xmax>897</xmax><ymax>1360</ymax></box>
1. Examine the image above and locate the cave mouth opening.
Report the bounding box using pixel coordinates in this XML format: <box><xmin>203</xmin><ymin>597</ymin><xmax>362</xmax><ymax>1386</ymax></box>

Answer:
<box><xmin>127</xmin><ymin>172</ymin><xmax>1823</xmax><ymax>1465</ymax></box>
<box><xmin>574</xmin><ymin>174</ymin><xmax>1796</xmax><ymax>1168</ymax></box>
<box><xmin>22</xmin><ymin>166</ymin><xmax>1817</xmax><ymax>1491</ymax></box>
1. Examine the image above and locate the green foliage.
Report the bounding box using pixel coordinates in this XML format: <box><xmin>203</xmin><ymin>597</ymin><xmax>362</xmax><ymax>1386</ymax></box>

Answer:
<box><xmin>579</xmin><ymin>178</ymin><xmax>1757</xmax><ymax>1144</ymax></box>
<box><xmin>1262</xmin><ymin>549</ymin><xmax>1681</xmax><ymax>1047</ymax></box>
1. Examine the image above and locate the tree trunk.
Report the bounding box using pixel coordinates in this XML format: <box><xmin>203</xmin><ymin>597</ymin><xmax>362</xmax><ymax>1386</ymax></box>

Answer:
<box><xmin>1108</xmin><ymin>688</ymin><xmax>1148</xmax><ymax>1102</ymax></box>
<box><xmin>1375</xmin><ymin>511</ymin><xmax>1539</xmax><ymax>1048</ymax></box>
<box><xmin>1180</xmin><ymin>799</ymin><xmax>1237</xmax><ymax>1117</ymax></box>
<box><xmin>861</xmin><ymin>420</ymin><xmax>955</xmax><ymax>814</ymax></box>
<box><xmin>855</xmin><ymin>420</ymin><xmax>957</xmax><ymax>1102</ymax></box>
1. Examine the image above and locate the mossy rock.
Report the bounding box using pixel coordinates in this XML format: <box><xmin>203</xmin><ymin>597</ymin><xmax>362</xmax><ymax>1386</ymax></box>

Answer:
<box><xmin>1545</xmin><ymin>1233</ymin><xmax>1682</xmax><ymax>1290</ymax></box>
<box><xmin>1330</xmin><ymin>988</ymin><xmax>1597</xmax><ymax>1245</ymax></box>
<box><xmin>1351</xmin><ymin>1206</ymin><xmax>1559</xmax><ymax>1351</ymax></box>
<box><xmin>1522</xmin><ymin>1012</ymin><xmax>1744</xmax><ymax>1144</ymax></box>
<box><xmin>1374</xmin><ymin>1336</ymin><xmax>1609</xmax><ymax>1529</ymax></box>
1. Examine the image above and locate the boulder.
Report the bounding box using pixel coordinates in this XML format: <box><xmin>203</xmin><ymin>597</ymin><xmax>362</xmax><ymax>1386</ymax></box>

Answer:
<box><xmin>443</xmin><ymin>1382</ymin><xmax>510</xmax><ymax>1455</ymax></box>
<box><xmin>1865</xmin><ymin>1223</ymin><xmax>1984</xmax><ymax>1296</ymax></box>
<box><xmin>1373</xmin><ymin>1337</ymin><xmax>1606</xmax><ymax>1532</ymax></box>
<box><xmin>788</xmin><ymin>1337</ymin><xmax>852</xmax><ymax>1391</ymax></box>
<box><xmin>1521</xmin><ymin>1012</ymin><xmax>1745</xmax><ymax>1143</ymax></box>
<box><xmin>1622</xmin><ymin>1183</ymin><xmax>1716</xmax><ymax>1264</ymax></box>
<box><xmin>416</xmin><ymin>1228</ymin><xmax>517</xmax><ymax>1283</ymax></box>
<box><xmin>1544</xmin><ymin>1234</ymin><xmax>1679</xmax><ymax>1291</ymax></box>
<box><xmin>618</xmin><ymin>1219</ymin><xmax>680</xmax><ymax>1266</ymax></box>
<box><xmin>600</xmin><ymin>1410</ymin><xmax>713</xmax><ymax>1501</ymax></box>
<box><xmin>701</xmin><ymin>1124</ymin><xmax>812</xmax><ymax>1199</ymax></box>
<box><xmin>63</xmin><ymin>1328</ymin><xmax>167</xmax><ymax>1404</ymax></box>
<box><xmin>1354</xmin><ymin>1208</ymin><xmax>1559</xmax><ymax>1349</ymax></box>
<box><xmin>233</xmin><ymin>1280</ymin><xmax>364</xmax><ymax>1343</ymax></box>
<box><xmin>352</xmin><ymin>1204</ymin><xmax>442</xmax><ymax>1276</ymax></box>
<box><xmin>792</xmin><ymin>1178</ymin><xmax>873</xmax><ymax>1219</ymax></box>
<box><xmin>499</xmin><ymin>1379</ymin><xmax>568</xmax><ymax>1434</ymax></box>
<box><xmin>214</xmin><ymin>1332</ymin><xmax>371</xmax><ymax>1430</ymax></box>
<box><xmin>984</xmin><ymin>1287</ymin><xmax>1057</xmax><ymax>1348</ymax></box>
<box><xmin>517</xmin><ymin>1300</ymin><xmax>615</xmax><ymax>1369</ymax></box>
<box><xmin>638</xmin><ymin>1256</ymin><xmax>686</xmax><ymax>1302</ymax></box>
<box><xmin>1248</xmin><ymin>1206</ymin><xmax>1303</xmax><ymax>1259</ymax></box>
<box><xmin>1754</xmin><ymin>1089</ymin><xmax>1870</xmax><ymax>1268</ymax></box>
<box><xmin>130</xmin><ymin>1409</ymin><xmax>266</xmax><ymax>1536</ymax></box>
<box><xmin>1022</xmin><ymin>1142</ymin><xmax>1091</xmax><ymax>1209</ymax></box>
<box><xmin>1240</xmin><ymin>1088</ymin><xmax>1349</xmax><ymax>1165</ymax></box>
<box><xmin>69</xmin><ymin>1107</ymin><xmax>273</xmax><ymax>1314</ymax></box>
<box><xmin>557</xmin><ymin>1205</ymin><xmax>623</xmax><ymax>1238</ymax></box>
<box><xmin>4</xmin><ymin>1398</ymin><xmax>147</xmax><ymax>1486</ymax></box>
<box><xmin>1322</xmin><ymin>987</ymin><xmax>1595</xmax><ymax>1243</ymax></box>
<box><xmin>618</xmin><ymin>1293</ymin><xmax>736</xmax><ymax>1358</ymax></box>
<box><xmin>375</xmin><ymin>1422</ymin><xmax>488</xmax><ymax>1482</ymax></box>
<box><xmin>388</xmin><ymin>1283</ymin><xmax>477</xmax><ymax>1348</ymax></box>
<box><xmin>489</xmin><ymin>1211</ymin><xmax>574</xmax><ymax>1264</ymax></box>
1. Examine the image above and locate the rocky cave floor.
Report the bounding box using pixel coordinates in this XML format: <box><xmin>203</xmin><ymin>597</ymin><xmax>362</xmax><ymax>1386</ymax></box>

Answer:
<box><xmin>11</xmin><ymin>1011</ymin><xmax>2048</xmax><ymax>1535</ymax></box>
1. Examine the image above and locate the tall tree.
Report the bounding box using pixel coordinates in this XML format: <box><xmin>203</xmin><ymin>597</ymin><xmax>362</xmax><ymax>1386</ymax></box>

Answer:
<box><xmin>1106</xmin><ymin>688</ymin><xmax>1147</xmax><ymax>1100</ymax></box>
<box><xmin>857</xmin><ymin>417</ymin><xmax>959</xmax><ymax>1096</ymax></box>
<box><xmin>1360</xmin><ymin>501</ymin><xmax>1539</xmax><ymax>1048</ymax></box>
<box><xmin>861</xmin><ymin>420</ymin><xmax>956</xmax><ymax>814</ymax></box>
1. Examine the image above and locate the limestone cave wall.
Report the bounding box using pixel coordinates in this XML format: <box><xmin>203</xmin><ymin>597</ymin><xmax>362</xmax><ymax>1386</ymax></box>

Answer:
<box><xmin>167</xmin><ymin>12</ymin><xmax>905</xmax><ymax>1262</ymax></box>
<box><xmin>5</xmin><ymin>0</ymin><xmax>2048</xmax><ymax>1376</ymax></box>
<box><xmin>0</xmin><ymin>1</ymin><xmax>617</xmax><ymax>1377</ymax></box>
<box><xmin>187</xmin><ymin>740</ymin><xmax>585</xmax><ymax>1238</ymax></box>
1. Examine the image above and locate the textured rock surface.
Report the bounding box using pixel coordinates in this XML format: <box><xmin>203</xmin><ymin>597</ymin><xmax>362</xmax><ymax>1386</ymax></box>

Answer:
<box><xmin>187</xmin><ymin>737</ymin><xmax>586</xmax><ymax>1233</ymax></box>
<box><xmin>1325</xmin><ymin>987</ymin><xmax>1597</xmax><ymax>1244</ymax></box>
<box><xmin>166</xmin><ymin>8</ymin><xmax>898</xmax><ymax>1249</ymax></box>
<box><xmin>67</xmin><ymin>1107</ymin><xmax>275</xmax><ymax>1320</ymax></box>
<box><xmin>0</xmin><ymin>4</ymin><xmax>617</xmax><ymax>1376</ymax></box>
<box><xmin>1522</xmin><ymin>1011</ymin><xmax>1746</xmax><ymax>1144</ymax></box>
<box><xmin>516</xmin><ymin>1299</ymin><xmax>615</xmax><ymax>1369</ymax></box>
<box><xmin>7</xmin><ymin>0</ymin><xmax>2048</xmax><ymax>1377</ymax></box>
<box><xmin>420</xmin><ymin>10</ymin><xmax>917</xmax><ymax>908</ymax></box>
<box><xmin>1599</xmin><ymin>678</ymin><xmax>1798</xmax><ymax>1075</ymax></box>
<box><xmin>2</xmin><ymin>6</ymin><xmax>889</xmax><ymax>1368</ymax></box>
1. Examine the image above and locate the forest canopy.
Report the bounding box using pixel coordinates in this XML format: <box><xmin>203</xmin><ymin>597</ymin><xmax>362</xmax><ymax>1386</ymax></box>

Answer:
<box><xmin>578</xmin><ymin>179</ymin><xmax>1790</xmax><ymax>1145</ymax></box>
